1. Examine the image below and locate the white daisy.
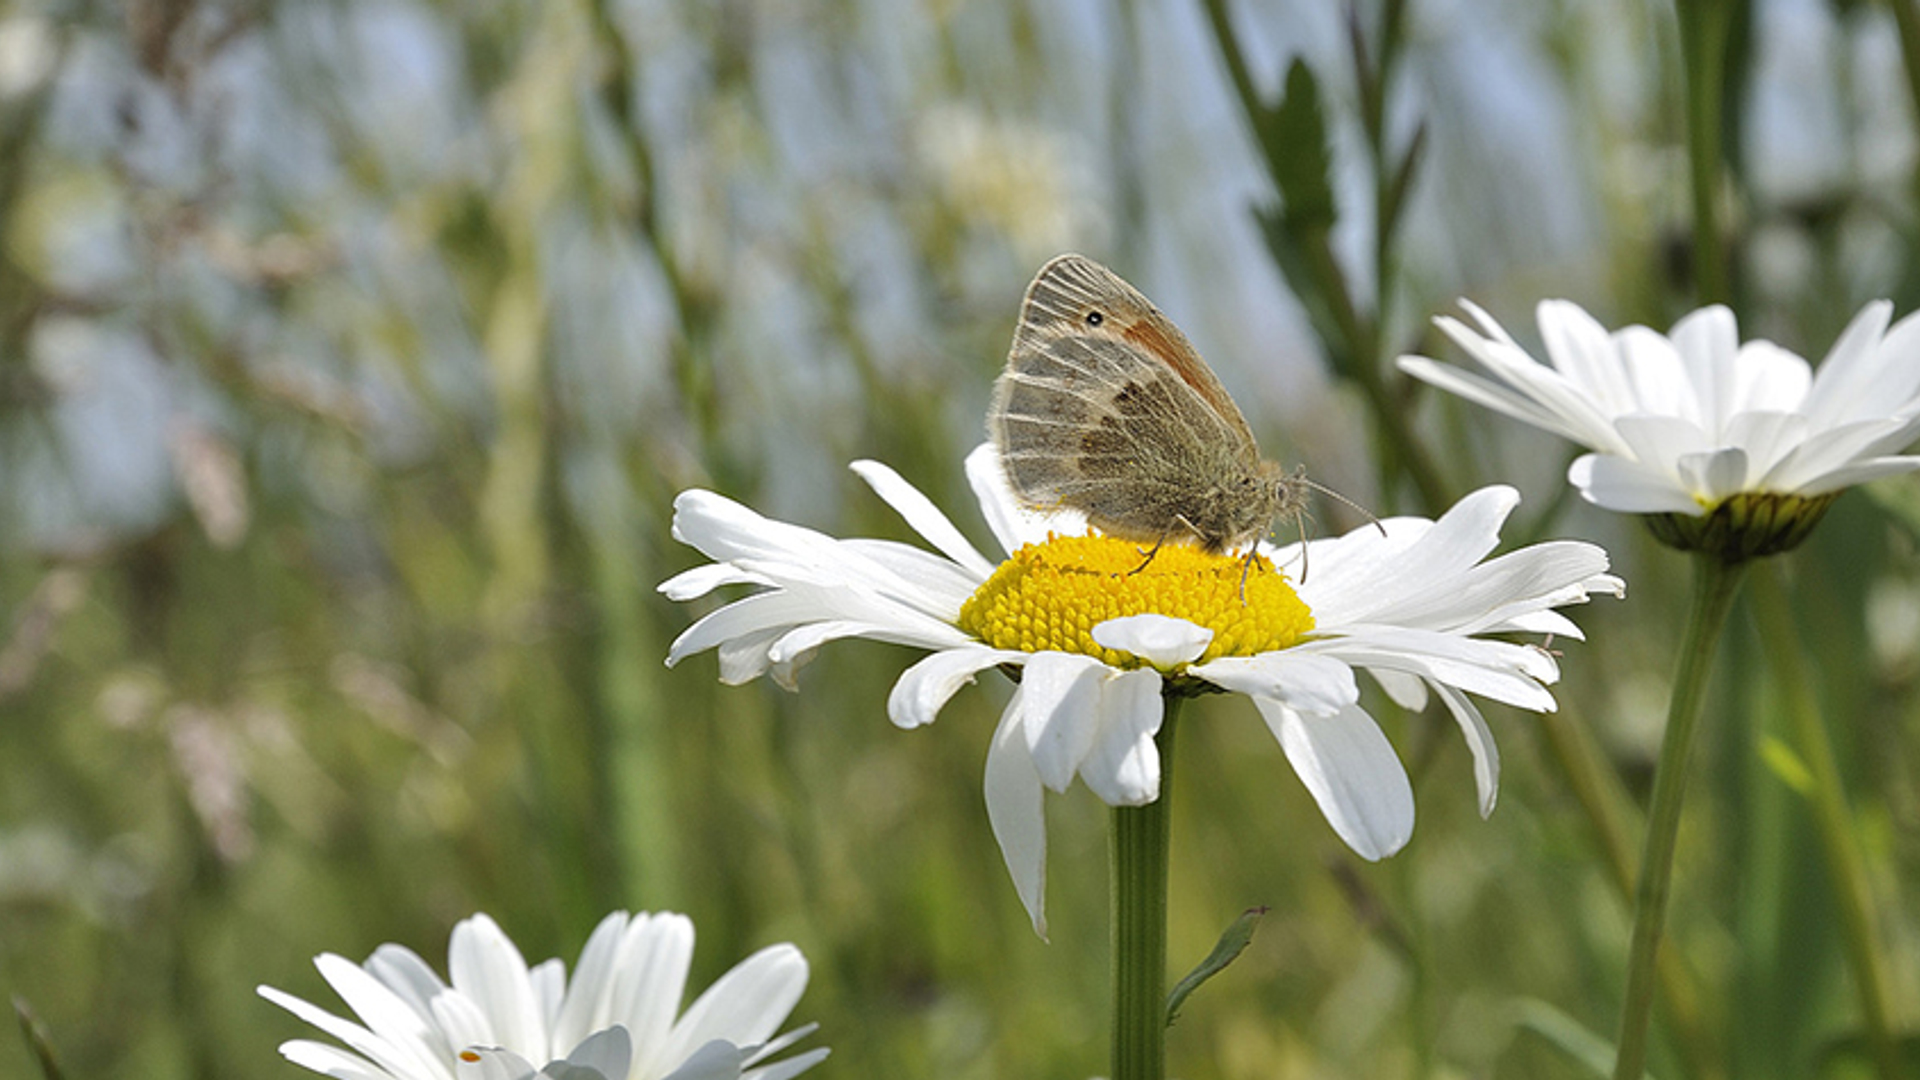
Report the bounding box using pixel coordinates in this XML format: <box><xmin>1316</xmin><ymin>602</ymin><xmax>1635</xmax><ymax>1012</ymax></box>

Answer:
<box><xmin>663</xmin><ymin>446</ymin><xmax>1622</xmax><ymax>935</ymax></box>
<box><xmin>1398</xmin><ymin>299</ymin><xmax>1920</xmax><ymax>557</ymax></box>
<box><xmin>258</xmin><ymin>911</ymin><xmax>826</xmax><ymax>1080</ymax></box>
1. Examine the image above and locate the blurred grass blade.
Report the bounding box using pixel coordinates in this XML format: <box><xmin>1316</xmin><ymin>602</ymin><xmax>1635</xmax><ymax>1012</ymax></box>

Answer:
<box><xmin>1511</xmin><ymin>998</ymin><xmax>1637</xmax><ymax>1079</ymax></box>
<box><xmin>1381</xmin><ymin>118</ymin><xmax>1427</xmax><ymax>245</ymax></box>
<box><xmin>13</xmin><ymin>997</ymin><xmax>64</xmax><ymax>1080</ymax></box>
<box><xmin>1757</xmin><ymin>734</ymin><xmax>1815</xmax><ymax>796</ymax></box>
<box><xmin>1165</xmin><ymin>906</ymin><xmax>1266</xmax><ymax>1025</ymax></box>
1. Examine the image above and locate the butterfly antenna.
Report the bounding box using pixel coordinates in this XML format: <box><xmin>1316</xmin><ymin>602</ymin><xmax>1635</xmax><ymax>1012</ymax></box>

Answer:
<box><xmin>1303</xmin><ymin>477</ymin><xmax>1388</xmax><ymax>537</ymax></box>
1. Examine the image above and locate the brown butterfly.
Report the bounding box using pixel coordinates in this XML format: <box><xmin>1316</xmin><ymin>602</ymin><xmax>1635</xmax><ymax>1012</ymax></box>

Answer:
<box><xmin>988</xmin><ymin>253</ymin><xmax>1311</xmax><ymax>571</ymax></box>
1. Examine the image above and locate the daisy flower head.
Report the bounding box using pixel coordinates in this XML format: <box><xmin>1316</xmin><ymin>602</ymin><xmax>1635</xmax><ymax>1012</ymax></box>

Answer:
<box><xmin>663</xmin><ymin>446</ymin><xmax>1623</xmax><ymax>935</ymax></box>
<box><xmin>1398</xmin><ymin>299</ymin><xmax>1920</xmax><ymax>560</ymax></box>
<box><xmin>258</xmin><ymin>910</ymin><xmax>825</xmax><ymax>1080</ymax></box>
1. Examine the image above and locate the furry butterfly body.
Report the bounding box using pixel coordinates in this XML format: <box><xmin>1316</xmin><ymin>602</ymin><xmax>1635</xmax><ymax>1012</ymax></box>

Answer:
<box><xmin>989</xmin><ymin>253</ymin><xmax>1306</xmax><ymax>555</ymax></box>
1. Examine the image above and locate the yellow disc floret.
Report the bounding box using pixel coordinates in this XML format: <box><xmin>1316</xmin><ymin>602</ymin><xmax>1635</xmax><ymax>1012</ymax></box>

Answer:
<box><xmin>957</xmin><ymin>533</ymin><xmax>1314</xmax><ymax>670</ymax></box>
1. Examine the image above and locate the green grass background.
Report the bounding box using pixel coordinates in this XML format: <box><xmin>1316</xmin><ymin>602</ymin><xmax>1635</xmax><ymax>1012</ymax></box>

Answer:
<box><xmin>1</xmin><ymin>1</ymin><xmax>1917</xmax><ymax>1077</ymax></box>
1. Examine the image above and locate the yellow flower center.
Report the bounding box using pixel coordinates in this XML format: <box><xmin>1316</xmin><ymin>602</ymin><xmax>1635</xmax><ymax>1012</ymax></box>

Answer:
<box><xmin>957</xmin><ymin>534</ymin><xmax>1314</xmax><ymax>669</ymax></box>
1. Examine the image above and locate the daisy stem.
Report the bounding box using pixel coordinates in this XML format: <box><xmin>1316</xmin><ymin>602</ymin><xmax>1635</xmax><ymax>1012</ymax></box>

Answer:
<box><xmin>1111</xmin><ymin>695</ymin><xmax>1182</xmax><ymax>1080</ymax></box>
<box><xmin>1613</xmin><ymin>552</ymin><xmax>1745</xmax><ymax>1080</ymax></box>
<box><xmin>1748</xmin><ymin>562</ymin><xmax>1904</xmax><ymax>1080</ymax></box>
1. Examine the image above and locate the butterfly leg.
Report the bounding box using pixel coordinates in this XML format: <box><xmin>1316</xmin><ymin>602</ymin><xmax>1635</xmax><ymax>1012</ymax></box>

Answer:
<box><xmin>1130</xmin><ymin>515</ymin><xmax>1207</xmax><ymax>575</ymax></box>
<box><xmin>1128</xmin><ymin>533</ymin><xmax>1169</xmax><ymax>576</ymax></box>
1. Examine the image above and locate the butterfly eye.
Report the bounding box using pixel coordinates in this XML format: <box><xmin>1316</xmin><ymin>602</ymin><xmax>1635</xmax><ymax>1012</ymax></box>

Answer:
<box><xmin>1084</xmin><ymin>310</ymin><xmax>1105</xmax><ymax>327</ymax></box>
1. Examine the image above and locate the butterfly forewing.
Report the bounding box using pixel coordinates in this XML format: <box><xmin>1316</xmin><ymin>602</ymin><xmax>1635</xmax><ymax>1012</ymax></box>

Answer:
<box><xmin>990</xmin><ymin>253</ymin><xmax>1302</xmax><ymax>554</ymax></box>
<box><xmin>994</xmin><ymin>334</ymin><xmax>1247</xmax><ymax>528</ymax></box>
<box><xmin>1009</xmin><ymin>254</ymin><xmax>1260</xmax><ymax>450</ymax></box>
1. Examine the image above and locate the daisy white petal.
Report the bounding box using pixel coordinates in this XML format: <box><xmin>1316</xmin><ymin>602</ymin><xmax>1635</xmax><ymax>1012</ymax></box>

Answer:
<box><xmin>1433</xmin><ymin>683</ymin><xmax>1500</xmax><ymax>816</ymax></box>
<box><xmin>851</xmin><ymin>459</ymin><xmax>997</xmax><ymax>579</ymax></box>
<box><xmin>746</xmin><ymin>1047</ymin><xmax>833</xmax><ymax>1080</ymax></box>
<box><xmin>1765</xmin><ymin>417</ymin><xmax>1920</xmax><ymax>492</ymax></box>
<box><xmin>602</xmin><ymin>913</ymin><xmax>694</xmax><ymax>1068</ymax></box>
<box><xmin>448</xmin><ymin>916</ymin><xmax>546</xmax><ymax>1061</ymax></box>
<box><xmin>1018</xmin><ymin>652</ymin><xmax>1113</xmax><ymax>792</ymax></box>
<box><xmin>1612</xmin><ymin>325</ymin><xmax>1699</xmax><ymax>419</ymax></box>
<box><xmin>1370</xmin><ymin>668</ymin><xmax>1429</xmax><ymax>711</ymax></box>
<box><xmin>662</xmin><ymin>945</ymin><xmax>809</xmax><ymax>1065</ymax></box>
<box><xmin>1727</xmin><ymin>342</ymin><xmax>1812</xmax><ymax>416</ymax></box>
<box><xmin>1800</xmin><ymin>456</ymin><xmax>1920</xmax><ymax>494</ymax></box>
<box><xmin>1255</xmin><ymin>698</ymin><xmax>1415</xmax><ymax>860</ymax></box>
<box><xmin>1670</xmin><ymin>305</ymin><xmax>1739</xmax><ymax>433</ymax></box>
<box><xmin>1677</xmin><ymin>447</ymin><xmax>1752</xmax><ymax>504</ymax></box>
<box><xmin>1191</xmin><ymin>652</ymin><xmax>1359</xmax><ymax>717</ymax></box>
<box><xmin>964</xmin><ymin>442</ymin><xmax>1072</xmax><ymax>554</ymax></box>
<box><xmin>659</xmin><ymin>564</ymin><xmax>773</xmax><ymax>602</ymax></box>
<box><xmin>1800</xmin><ymin>301</ymin><xmax>1905</xmax><ymax>428</ymax></box>
<box><xmin>1568</xmin><ymin>455</ymin><xmax>1701</xmax><ymax>513</ymax></box>
<box><xmin>1080</xmin><ymin>669</ymin><xmax>1164</xmax><ymax>806</ymax></box>
<box><xmin>1722</xmin><ymin>411</ymin><xmax>1809</xmax><ymax>481</ymax></box>
<box><xmin>360</xmin><ymin>945</ymin><xmax>458</xmax><ymax>1048</ymax></box>
<box><xmin>715</xmin><ymin>627</ymin><xmax>786</xmax><ymax>686</ymax></box>
<box><xmin>986</xmin><ymin>693</ymin><xmax>1050</xmax><ymax>937</ymax></box>
<box><xmin>451</xmin><ymin>1046</ymin><xmax>537</xmax><ymax>1080</ymax></box>
<box><xmin>279</xmin><ymin>1039</ymin><xmax>405</xmax><ymax>1080</ymax></box>
<box><xmin>888</xmin><ymin>646</ymin><xmax>1026</xmax><ymax>729</ymax></box>
<box><xmin>1438</xmin><ymin>304</ymin><xmax>1631</xmax><ymax>449</ymax></box>
<box><xmin>548</xmin><ymin>913</ymin><xmax>632</xmax><ymax>1054</ymax></box>
<box><xmin>657</xmin><ymin>1041</ymin><xmax>750</xmax><ymax>1080</ymax></box>
<box><xmin>1308</xmin><ymin>628</ymin><xmax>1560</xmax><ymax>713</ymax></box>
<box><xmin>261</xmin><ymin>977</ymin><xmax>446</xmax><ymax>1080</ymax></box>
<box><xmin>565</xmin><ymin>1024</ymin><xmax>634</xmax><ymax>1079</ymax></box>
<box><xmin>1092</xmin><ymin>614</ymin><xmax>1213</xmax><ymax>668</ymax></box>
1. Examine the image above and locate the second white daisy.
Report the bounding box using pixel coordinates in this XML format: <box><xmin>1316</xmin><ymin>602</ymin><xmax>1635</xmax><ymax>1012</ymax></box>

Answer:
<box><xmin>1398</xmin><ymin>299</ymin><xmax>1920</xmax><ymax>556</ymax></box>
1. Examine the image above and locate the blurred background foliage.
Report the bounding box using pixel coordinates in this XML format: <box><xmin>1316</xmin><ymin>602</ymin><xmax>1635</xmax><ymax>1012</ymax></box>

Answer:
<box><xmin>1</xmin><ymin>0</ymin><xmax>1918</xmax><ymax>1077</ymax></box>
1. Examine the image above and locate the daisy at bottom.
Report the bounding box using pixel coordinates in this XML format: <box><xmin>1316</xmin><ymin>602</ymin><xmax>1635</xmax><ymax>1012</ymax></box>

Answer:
<box><xmin>258</xmin><ymin>910</ymin><xmax>825</xmax><ymax>1080</ymax></box>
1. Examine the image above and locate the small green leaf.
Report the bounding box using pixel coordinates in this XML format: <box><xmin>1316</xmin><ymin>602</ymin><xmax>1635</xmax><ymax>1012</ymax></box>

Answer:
<box><xmin>1263</xmin><ymin>59</ymin><xmax>1337</xmax><ymax>228</ymax></box>
<box><xmin>1165</xmin><ymin>906</ymin><xmax>1267</xmax><ymax>1026</ymax></box>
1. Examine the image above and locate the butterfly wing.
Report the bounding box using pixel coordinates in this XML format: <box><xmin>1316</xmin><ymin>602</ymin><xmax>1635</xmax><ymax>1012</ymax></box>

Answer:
<box><xmin>1013</xmin><ymin>255</ymin><xmax>1258</xmax><ymax>442</ymax></box>
<box><xmin>989</xmin><ymin>255</ymin><xmax>1263</xmax><ymax>542</ymax></box>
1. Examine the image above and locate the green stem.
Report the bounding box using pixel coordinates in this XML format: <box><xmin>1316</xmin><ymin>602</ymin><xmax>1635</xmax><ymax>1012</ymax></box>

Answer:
<box><xmin>1748</xmin><ymin>563</ymin><xmax>1904</xmax><ymax>1080</ymax></box>
<box><xmin>1678</xmin><ymin>0</ymin><xmax>1735</xmax><ymax>306</ymax></box>
<box><xmin>1539</xmin><ymin>707</ymin><xmax>1723</xmax><ymax>1080</ymax></box>
<box><xmin>1613</xmin><ymin>553</ymin><xmax>1746</xmax><ymax>1080</ymax></box>
<box><xmin>1112</xmin><ymin>696</ymin><xmax>1182</xmax><ymax>1080</ymax></box>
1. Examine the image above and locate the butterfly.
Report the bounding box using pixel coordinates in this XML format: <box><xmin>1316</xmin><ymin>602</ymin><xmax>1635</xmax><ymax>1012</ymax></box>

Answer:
<box><xmin>988</xmin><ymin>253</ymin><xmax>1311</xmax><ymax>571</ymax></box>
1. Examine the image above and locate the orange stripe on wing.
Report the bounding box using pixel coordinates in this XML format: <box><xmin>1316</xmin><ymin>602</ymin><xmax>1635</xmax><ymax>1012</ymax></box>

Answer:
<box><xmin>1122</xmin><ymin>317</ymin><xmax>1241</xmax><ymax>424</ymax></box>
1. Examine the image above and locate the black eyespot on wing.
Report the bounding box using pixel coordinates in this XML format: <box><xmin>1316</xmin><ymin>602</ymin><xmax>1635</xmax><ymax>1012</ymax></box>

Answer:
<box><xmin>1085</xmin><ymin>310</ymin><xmax>1104</xmax><ymax>326</ymax></box>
